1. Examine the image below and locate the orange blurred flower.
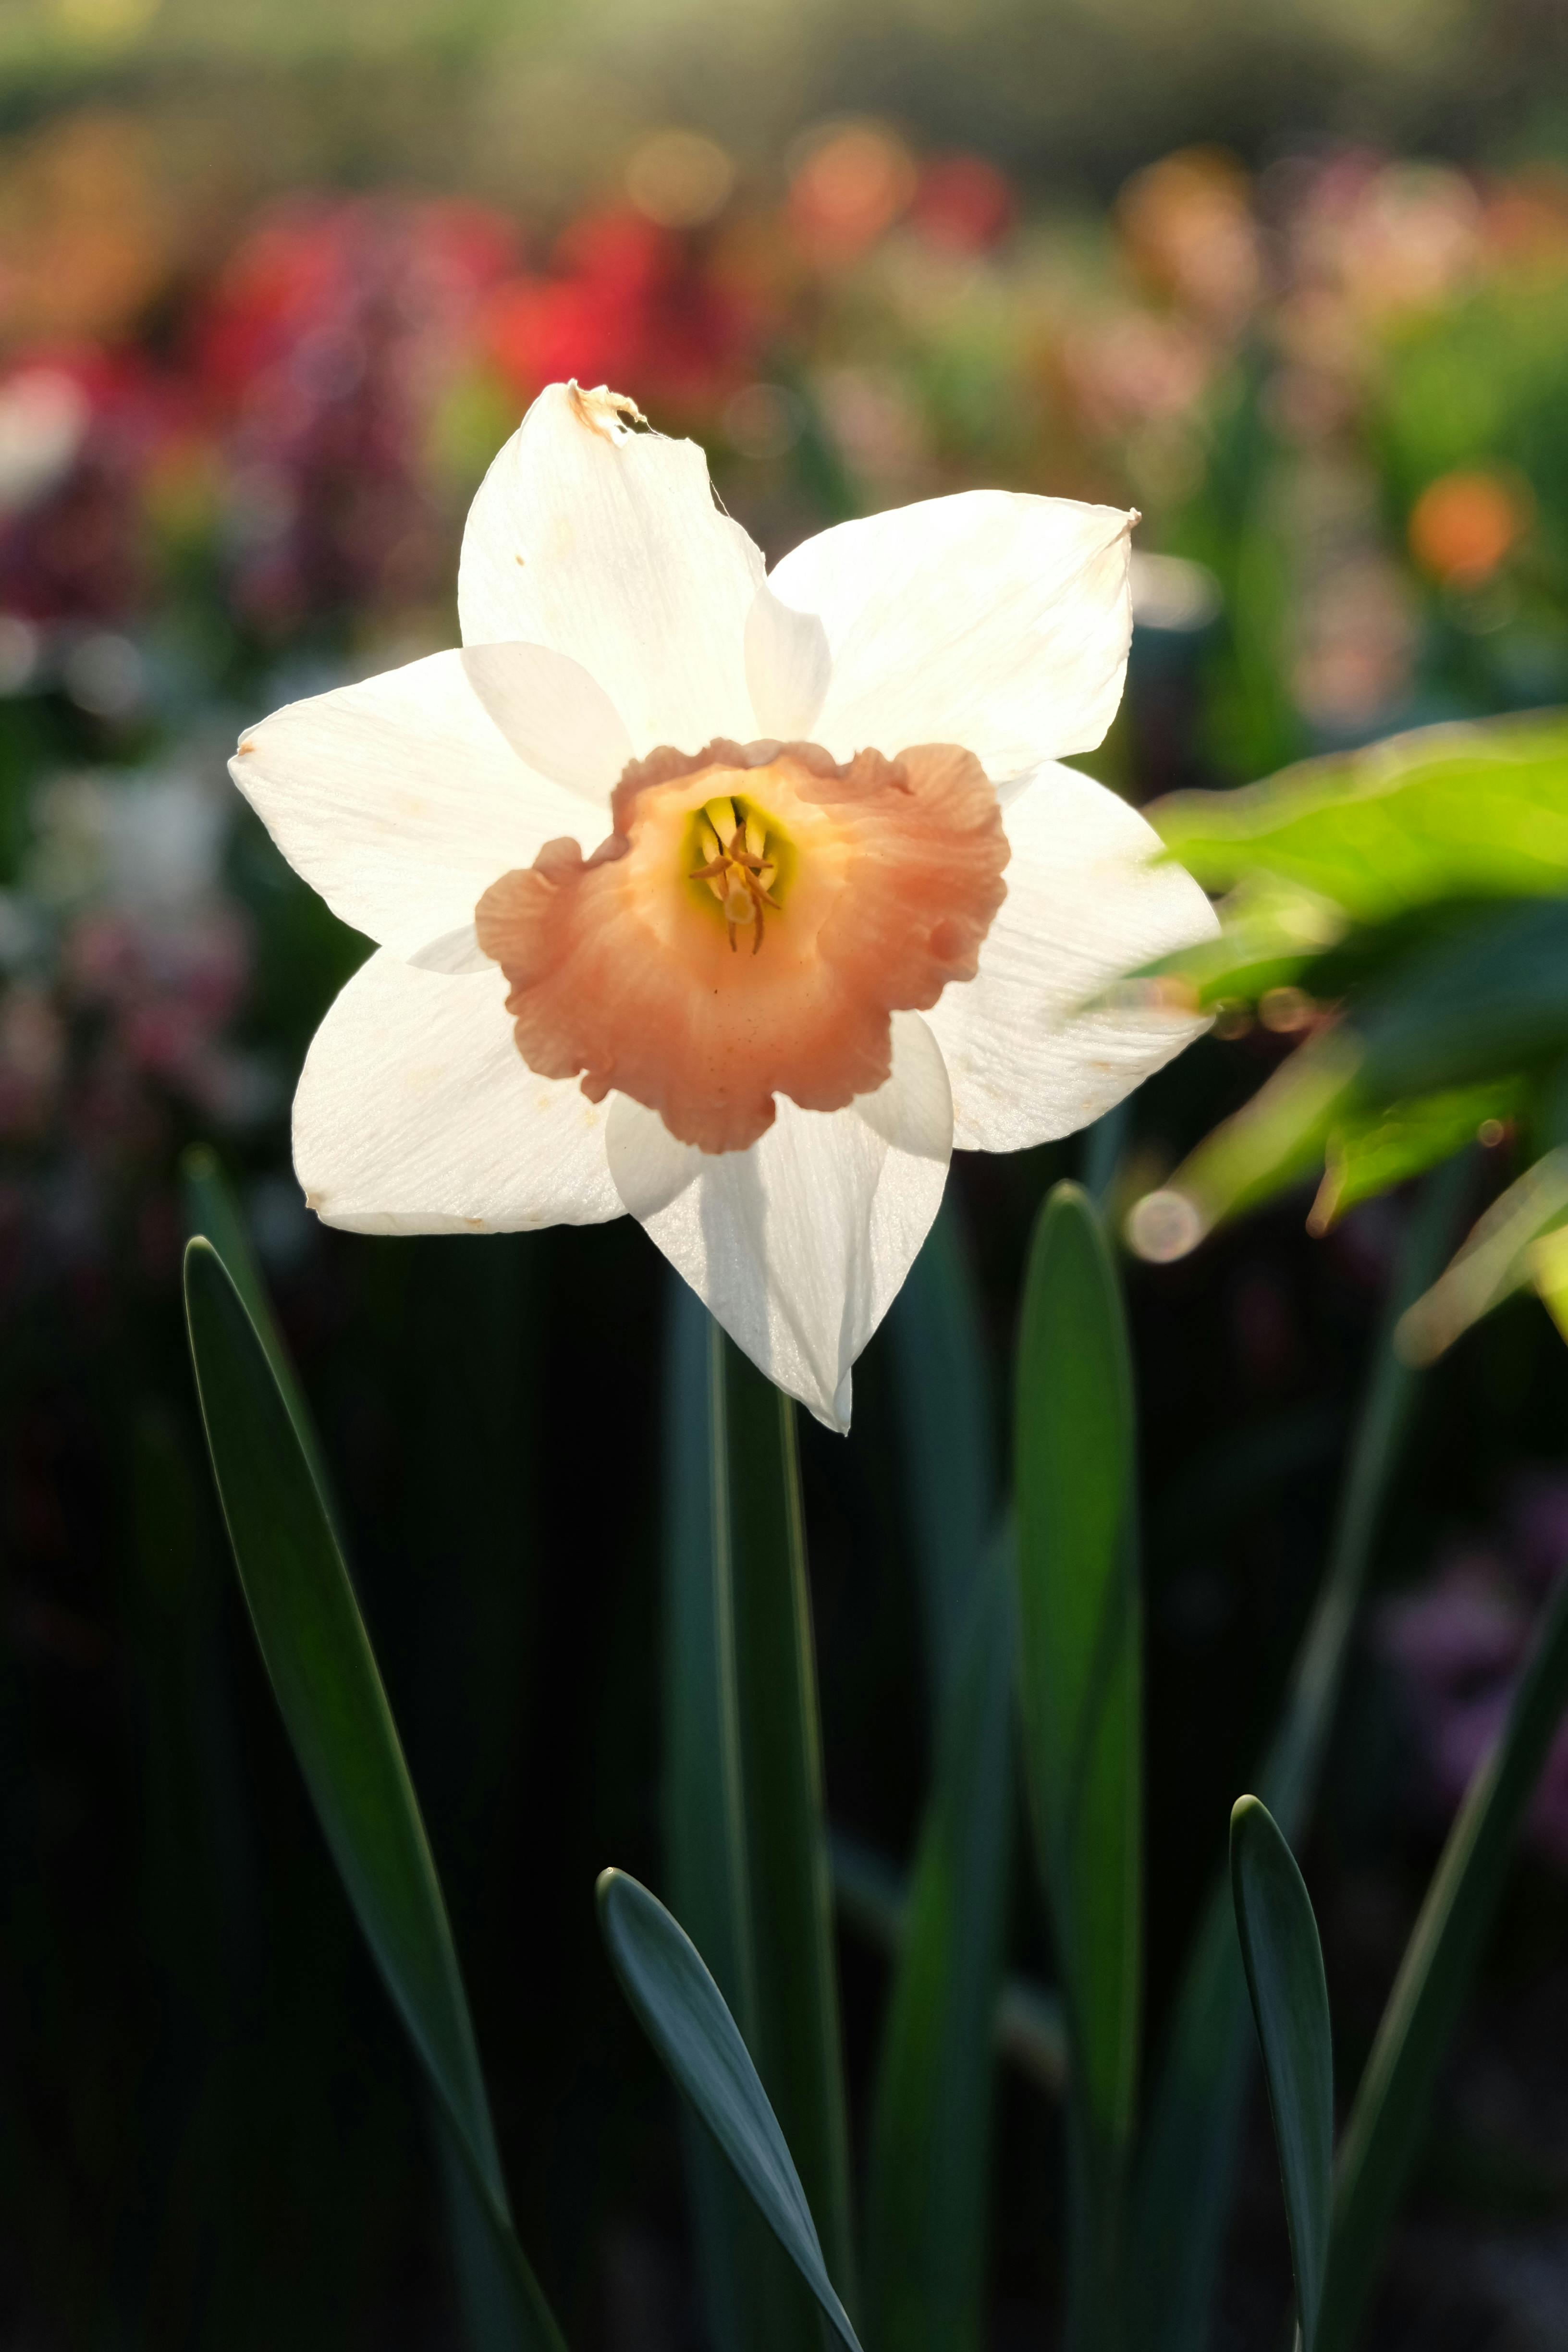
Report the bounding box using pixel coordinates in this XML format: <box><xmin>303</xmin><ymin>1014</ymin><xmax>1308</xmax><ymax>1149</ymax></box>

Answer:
<box><xmin>786</xmin><ymin>121</ymin><xmax>917</xmax><ymax>261</ymax></box>
<box><xmin>0</xmin><ymin>111</ymin><xmax>175</xmax><ymax>352</ymax></box>
<box><xmin>1116</xmin><ymin>148</ymin><xmax>1261</xmax><ymax>330</ymax></box>
<box><xmin>1408</xmin><ymin>470</ymin><xmax>1531</xmax><ymax>586</ymax></box>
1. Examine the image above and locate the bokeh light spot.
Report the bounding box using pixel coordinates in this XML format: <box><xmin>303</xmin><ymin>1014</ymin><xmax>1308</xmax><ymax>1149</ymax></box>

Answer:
<box><xmin>624</xmin><ymin>130</ymin><xmax>735</xmax><ymax>230</ymax></box>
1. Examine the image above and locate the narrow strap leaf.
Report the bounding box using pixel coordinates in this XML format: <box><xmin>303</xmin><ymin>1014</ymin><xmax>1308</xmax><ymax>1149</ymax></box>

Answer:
<box><xmin>1014</xmin><ymin>1182</ymin><xmax>1141</xmax><ymax>2349</ymax></box>
<box><xmin>183</xmin><ymin>1237</ymin><xmax>564</xmax><ymax>2352</ymax></box>
<box><xmin>597</xmin><ymin>1869</ymin><xmax>862</xmax><ymax>2352</ymax></box>
<box><xmin>1128</xmin><ymin>1152</ymin><xmax>1469</xmax><ymax>2352</ymax></box>
<box><xmin>723</xmin><ymin>1338</ymin><xmax>857</xmax><ymax>2297</ymax></box>
<box><xmin>180</xmin><ymin>1144</ymin><xmax>341</xmax><ymax>1540</ymax></box>
<box><xmin>885</xmin><ymin>1201</ymin><xmax>997</xmax><ymax>1722</ymax></box>
<box><xmin>662</xmin><ymin>1287</ymin><xmax>855</xmax><ymax>2349</ymax></box>
<box><xmin>1230</xmin><ymin>1798</ymin><xmax>1333</xmax><ymax>2352</ymax></box>
<box><xmin>865</xmin><ymin>1539</ymin><xmax>1016</xmax><ymax>2352</ymax></box>
<box><xmin>1320</xmin><ymin>1549</ymin><xmax>1568</xmax><ymax>2346</ymax></box>
<box><xmin>662</xmin><ymin>1286</ymin><xmax>761</xmax><ymax>2352</ymax></box>
<box><xmin>831</xmin><ymin>1832</ymin><xmax>1068</xmax><ymax>2095</ymax></box>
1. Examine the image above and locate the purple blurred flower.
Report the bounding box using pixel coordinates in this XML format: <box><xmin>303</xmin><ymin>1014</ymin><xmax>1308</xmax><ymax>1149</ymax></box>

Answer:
<box><xmin>1379</xmin><ymin>1480</ymin><xmax>1568</xmax><ymax>1866</ymax></box>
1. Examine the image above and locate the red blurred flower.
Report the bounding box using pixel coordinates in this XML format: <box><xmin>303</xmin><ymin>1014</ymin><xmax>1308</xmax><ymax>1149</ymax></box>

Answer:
<box><xmin>484</xmin><ymin>208</ymin><xmax>760</xmax><ymax>416</ymax></box>
<box><xmin>192</xmin><ymin>196</ymin><xmax>517</xmax><ymax>632</ymax></box>
<box><xmin>909</xmin><ymin>153</ymin><xmax>1017</xmax><ymax>255</ymax></box>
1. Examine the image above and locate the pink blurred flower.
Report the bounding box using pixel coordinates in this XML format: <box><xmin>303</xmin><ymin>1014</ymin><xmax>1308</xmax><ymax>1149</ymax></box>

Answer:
<box><xmin>1063</xmin><ymin>309</ymin><xmax>1213</xmax><ymax>435</ymax></box>
<box><xmin>0</xmin><ymin>346</ymin><xmax>187</xmax><ymax>625</ymax></box>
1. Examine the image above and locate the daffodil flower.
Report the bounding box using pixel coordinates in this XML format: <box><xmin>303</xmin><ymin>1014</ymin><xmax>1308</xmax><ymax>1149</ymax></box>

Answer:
<box><xmin>232</xmin><ymin>382</ymin><xmax>1216</xmax><ymax>1428</ymax></box>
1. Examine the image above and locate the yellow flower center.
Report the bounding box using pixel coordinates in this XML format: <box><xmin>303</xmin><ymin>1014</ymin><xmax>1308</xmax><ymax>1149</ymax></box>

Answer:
<box><xmin>687</xmin><ymin>794</ymin><xmax>789</xmax><ymax>951</ymax></box>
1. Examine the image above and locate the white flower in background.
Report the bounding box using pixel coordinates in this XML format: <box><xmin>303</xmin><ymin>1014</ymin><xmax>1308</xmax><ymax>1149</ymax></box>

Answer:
<box><xmin>232</xmin><ymin>381</ymin><xmax>1216</xmax><ymax>1429</ymax></box>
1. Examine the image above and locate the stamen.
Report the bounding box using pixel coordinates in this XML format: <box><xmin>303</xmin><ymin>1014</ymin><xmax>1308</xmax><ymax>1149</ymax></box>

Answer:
<box><xmin>745</xmin><ymin>813</ymin><xmax>766</xmax><ymax>863</ymax></box>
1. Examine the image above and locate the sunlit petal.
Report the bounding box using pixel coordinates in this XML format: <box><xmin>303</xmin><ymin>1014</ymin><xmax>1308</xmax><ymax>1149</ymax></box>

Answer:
<box><xmin>294</xmin><ymin>949</ymin><xmax>623</xmax><ymax>1234</ymax></box>
<box><xmin>753</xmin><ymin>491</ymin><xmax>1133</xmax><ymax>782</ymax></box>
<box><xmin>606</xmin><ymin>1010</ymin><xmax>952</xmax><ymax>1429</ymax></box>
<box><xmin>461</xmin><ymin>640</ymin><xmax>634</xmax><ymax>808</ymax></box>
<box><xmin>457</xmin><ymin>381</ymin><xmax>764</xmax><ymax>755</ymax></box>
<box><xmin>231</xmin><ymin>650</ymin><xmax>592</xmax><ymax>962</ymax></box>
<box><xmin>926</xmin><ymin>761</ymin><xmax>1218</xmax><ymax>1152</ymax></box>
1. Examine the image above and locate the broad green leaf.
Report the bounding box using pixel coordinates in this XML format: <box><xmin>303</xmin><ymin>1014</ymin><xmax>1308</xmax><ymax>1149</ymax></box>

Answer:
<box><xmin>830</xmin><ymin>1834</ymin><xmax>1068</xmax><ymax>2095</ymax></box>
<box><xmin>183</xmin><ymin>1238</ymin><xmax>563</xmax><ymax>2352</ymax></box>
<box><xmin>662</xmin><ymin>1288</ymin><xmax>856</xmax><ymax>2350</ymax></box>
<box><xmin>1356</xmin><ymin>897</ymin><xmax>1568</xmax><ymax>1102</ymax></box>
<box><xmin>597</xmin><ymin>1869</ymin><xmax>861</xmax><ymax>2352</ymax></box>
<box><xmin>1530</xmin><ymin>1223</ymin><xmax>1568</xmax><ymax>1344</ymax></box>
<box><xmin>1229</xmin><ymin>1799</ymin><xmax>1334</xmax><ymax>2352</ymax></box>
<box><xmin>885</xmin><ymin>1202</ymin><xmax>996</xmax><ymax>1719</ymax></box>
<box><xmin>1151</xmin><ymin>712</ymin><xmax>1568</xmax><ymax>922</ymax></box>
<box><xmin>1133</xmin><ymin>897</ymin><xmax>1565</xmax><ymax>1250</ymax></box>
<box><xmin>1138</xmin><ymin>872</ymin><xmax>1349</xmax><ymax>1009</ymax></box>
<box><xmin>1310</xmin><ymin>1079</ymin><xmax>1523</xmax><ymax>1232</ymax></box>
<box><xmin>1394</xmin><ymin>1147</ymin><xmax>1568</xmax><ymax>1363</ymax></box>
<box><xmin>1319</xmin><ymin>1552</ymin><xmax>1568</xmax><ymax>2347</ymax></box>
<box><xmin>1014</xmin><ymin>1182</ymin><xmax>1140</xmax><ymax>2349</ymax></box>
<box><xmin>1369</xmin><ymin>898</ymin><xmax>1568</xmax><ymax>1089</ymax></box>
<box><xmin>1127</xmin><ymin>1029</ymin><xmax>1362</xmax><ymax>1258</ymax></box>
<box><xmin>865</xmin><ymin>1541</ymin><xmax>1015</xmax><ymax>2352</ymax></box>
<box><xmin>1129</xmin><ymin>1156</ymin><xmax>1467</xmax><ymax>2352</ymax></box>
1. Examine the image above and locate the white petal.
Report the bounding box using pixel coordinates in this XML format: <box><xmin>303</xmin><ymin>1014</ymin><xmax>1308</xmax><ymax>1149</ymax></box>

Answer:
<box><xmin>460</xmin><ymin>641</ymin><xmax>632</xmax><ymax>806</ymax></box>
<box><xmin>607</xmin><ymin>1011</ymin><xmax>952</xmax><ymax>1431</ymax></box>
<box><xmin>407</xmin><ymin>922</ymin><xmax>491</xmax><ymax>974</ymax></box>
<box><xmin>743</xmin><ymin>583</ymin><xmax>831</xmax><ymax>741</ymax></box>
<box><xmin>753</xmin><ymin>491</ymin><xmax>1133</xmax><ymax>781</ymax></box>
<box><xmin>294</xmin><ymin>949</ymin><xmax>623</xmax><ymax>1234</ymax></box>
<box><xmin>232</xmin><ymin>650</ymin><xmax>594</xmax><ymax>962</ymax></box>
<box><xmin>926</xmin><ymin>762</ymin><xmax>1218</xmax><ymax>1152</ymax></box>
<box><xmin>457</xmin><ymin>382</ymin><xmax>765</xmax><ymax>756</ymax></box>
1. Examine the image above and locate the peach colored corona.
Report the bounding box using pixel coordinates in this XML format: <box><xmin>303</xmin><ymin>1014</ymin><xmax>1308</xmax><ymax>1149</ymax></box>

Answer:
<box><xmin>231</xmin><ymin>381</ymin><xmax>1216</xmax><ymax>1428</ymax></box>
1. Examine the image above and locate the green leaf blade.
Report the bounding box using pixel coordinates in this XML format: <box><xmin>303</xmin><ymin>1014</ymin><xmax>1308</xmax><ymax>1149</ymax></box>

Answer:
<box><xmin>597</xmin><ymin>1868</ymin><xmax>861</xmax><ymax>2352</ymax></box>
<box><xmin>1150</xmin><ymin>712</ymin><xmax>1568</xmax><ymax>921</ymax></box>
<box><xmin>723</xmin><ymin>1341</ymin><xmax>857</xmax><ymax>2299</ymax></box>
<box><xmin>865</xmin><ymin>1541</ymin><xmax>1015</xmax><ymax>2352</ymax></box>
<box><xmin>1014</xmin><ymin>1181</ymin><xmax>1141</xmax><ymax>2346</ymax></box>
<box><xmin>1229</xmin><ymin>1798</ymin><xmax>1333</xmax><ymax>2352</ymax></box>
<box><xmin>181</xmin><ymin>1144</ymin><xmax>341</xmax><ymax>1538</ymax></box>
<box><xmin>1321</xmin><ymin>1548</ymin><xmax>1568</xmax><ymax>2347</ymax></box>
<box><xmin>886</xmin><ymin>1202</ymin><xmax>997</xmax><ymax>1717</ymax></box>
<box><xmin>662</xmin><ymin>1288</ymin><xmax>855</xmax><ymax>2351</ymax></box>
<box><xmin>1128</xmin><ymin>1154</ymin><xmax>1468</xmax><ymax>2352</ymax></box>
<box><xmin>183</xmin><ymin>1236</ymin><xmax>563</xmax><ymax>2352</ymax></box>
